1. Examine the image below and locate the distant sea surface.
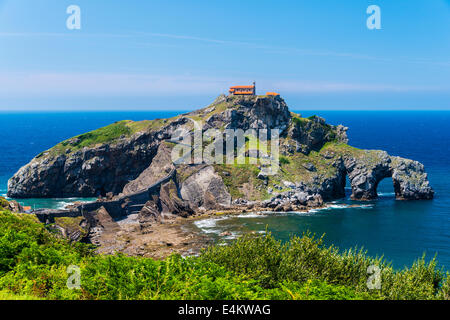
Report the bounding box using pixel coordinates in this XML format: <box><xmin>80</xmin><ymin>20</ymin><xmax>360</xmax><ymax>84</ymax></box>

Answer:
<box><xmin>1</xmin><ymin>110</ymin><xmax>449</xmax><ymax>270</ymax></box>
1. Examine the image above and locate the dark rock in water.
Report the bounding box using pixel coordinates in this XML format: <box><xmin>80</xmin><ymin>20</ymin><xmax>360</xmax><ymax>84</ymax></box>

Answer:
<box><xmin>342</xmin><ymin>151</ymin><xmax>433</xmax><ymax>201</ymax></box>
<box><xmin>390</xmin><ymin>156</ymin><xmax>434</xmax><ymax>200</ymax></box>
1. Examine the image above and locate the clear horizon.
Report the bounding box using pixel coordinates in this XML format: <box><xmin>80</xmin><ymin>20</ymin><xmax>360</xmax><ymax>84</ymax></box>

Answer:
<box><xmin>0</xmin><ymin>0</ymin><xmax>449</xmax><ymax>110</ymax></box>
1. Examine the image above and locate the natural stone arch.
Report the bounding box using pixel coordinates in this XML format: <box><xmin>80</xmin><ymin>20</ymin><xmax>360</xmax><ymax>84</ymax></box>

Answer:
<box><xmin>344</xmin><ymin>150</ymin><xmax>391</xmax><ymax>200</ymax></box>
<box><xmin>343</xmin><ymin>151</ymin><xmax>434</xmax><ymax>201</ymax></box>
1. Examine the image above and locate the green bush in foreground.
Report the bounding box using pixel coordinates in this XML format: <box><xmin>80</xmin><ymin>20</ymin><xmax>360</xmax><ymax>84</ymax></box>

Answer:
<box><xmin>0</xmin><ymin>210</ymin><xmax>448</xmax><ymax>300</ymax></box>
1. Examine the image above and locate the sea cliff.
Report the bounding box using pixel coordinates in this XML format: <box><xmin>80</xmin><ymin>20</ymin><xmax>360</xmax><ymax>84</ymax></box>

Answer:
<box><xmin>7</xmin><ymin>95</ymin><xmax>434</xmax><ymax>251</ymax></box>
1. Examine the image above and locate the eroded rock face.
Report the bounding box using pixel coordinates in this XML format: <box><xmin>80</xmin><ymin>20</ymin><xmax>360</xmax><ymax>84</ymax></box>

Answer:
<box><xmin>288</xmin><ymin>116</ymin><xmax>348</xmax><ymax>154</ymax></box>
<box><xmin>84</xmin><ymin>206</ymin><xmax>120</xmax><ymax>246</ymax></box>
<box><xmin>180</xmin><ymin>165</ymin><xmax>231</xmax><ymax>210</ymax></box>
<box><xmin>7</xmin><ymin>134</ymin><xmax>159</xmax><ymax>198</ymax></box>
<box><xmin>138</xmin><ymin>200</ymin><xmax>161</xmax><ymax>233</ymax></box>
<box><xmin>342</xmin><ymin>152</ymin><xmax>433</xmax><ymax>201</ymax></box>
<box><xmin>344</xmin><ymin>150</ymin><xmax>392</xmax><ymax>200</ymax></box>
<box><xmin>204</xmin><ymin>95</ymin><xmax>291</xmax><ymax>132</ymax></box>
<box><xmin>7</xmin><ymin>94</ymin><xmax>433</xmax><ymax>207</ymax></box>
<box><xmin>278</xmin><ymin>149</ymin><xmax>434</xmax><ymax>202</ymax></box>
<box><xmin>159</xmin><ymin>180</ymin><xmax>194</xmax><ymax>217</ymax></box>
<box><xmin>122</xmin><ymin>143</ymin><xmax>175</xmax><ymax>195</ymax></box>
<box><xmin>391</xmin><ymin>157</ymin><xmax>434</xmax><ymax>200</ymax></box>
<box><xmin>7</xmin><ymin>118</ymin><xmax>189</xmax><ymax>198</ymax></box>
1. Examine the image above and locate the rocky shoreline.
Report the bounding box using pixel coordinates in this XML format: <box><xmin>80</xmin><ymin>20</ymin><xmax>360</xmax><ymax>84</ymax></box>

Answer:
<box><xmin>6</xmin><ymin>94</ymin><xmax>434</xmax><ymax>255</ymax></box>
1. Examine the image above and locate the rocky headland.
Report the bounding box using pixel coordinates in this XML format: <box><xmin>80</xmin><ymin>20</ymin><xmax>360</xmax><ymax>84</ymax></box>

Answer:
<box><xmin>7</xmin><ymin>94</ymin><xmax>434</xmax><ymax>256</ymax></box>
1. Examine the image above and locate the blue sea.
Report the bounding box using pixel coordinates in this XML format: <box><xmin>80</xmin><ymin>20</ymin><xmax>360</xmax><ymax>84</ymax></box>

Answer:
<box><xmin>1</xmin><ymin>110</ymin><xmax>449</xmax><ymax>270</ymax></box>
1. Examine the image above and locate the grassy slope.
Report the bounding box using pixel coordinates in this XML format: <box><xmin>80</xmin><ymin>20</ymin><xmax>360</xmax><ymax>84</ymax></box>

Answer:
<box><xmin>37</xmin><ymin>117</ymin><xmax>179</xmax><ymax>159</ymax></box>
<box><xmin>0</xmin><ymin>209</ymin><xmax>449</xmax><ymax>300</ymax></box>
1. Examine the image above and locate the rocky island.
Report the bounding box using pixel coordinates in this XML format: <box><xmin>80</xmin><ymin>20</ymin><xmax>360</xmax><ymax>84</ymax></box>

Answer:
<box><xmin>7</xmin><ymin>94</ymin><xmax>434</xmax><ymax>257</ymax></box>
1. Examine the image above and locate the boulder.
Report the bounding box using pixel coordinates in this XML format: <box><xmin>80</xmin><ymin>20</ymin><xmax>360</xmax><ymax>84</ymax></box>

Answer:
<box><xmin>138</xmin><ymin>200</ymin><xmax>161</xmax><ymax>233</ymax></box>
<box><xmin>180</xmin><ymin>165</ymin><xmax>231</xmax><ymax>209</ymax></box>
<box><xmin>159</xmin><ymin>180</ymin><xmax>194</xmax><ymax>217</ymax></box>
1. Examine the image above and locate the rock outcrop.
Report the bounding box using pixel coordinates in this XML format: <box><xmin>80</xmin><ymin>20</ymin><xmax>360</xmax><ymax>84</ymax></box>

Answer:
<box><xmin>288</xmin><ymin>147</ymin><xmax>434</xmax><ymax>201</ymax></box>
<box><xmin>180</xmin><ymin>165</ymin><xmax>231</xmax><ymax>210</ymax></box>
<box><xmin>0</xmin><ymin>196</ymin><xmax>24</xmax><ymax>213</ymax></box>
<box><xmin>122</xmin><ymin>143</ymin><xmax>175</xmax><ymax>195</ymax></box>
<box><xmin>7</xmin><ymin>117</ymin><xmax>190</xmax><ymax>198</ymax></box>
<box><xmin>289</xmin><ymin>115</ymin><xmax>348</xmax><ymax>154</ymax></box>
<box><xmin>390</xmin><ymin>157</ymin><xmax>434</xmax><ymax>200</ymax></box>
<box><xmin>7</xmin><ymin>93</ymin><xmax>434</xmax><ymax>235</ymax></box>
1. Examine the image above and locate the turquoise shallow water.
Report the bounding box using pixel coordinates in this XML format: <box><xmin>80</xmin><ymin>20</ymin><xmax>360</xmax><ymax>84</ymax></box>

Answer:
<box><xmin>0</xmin><ymin>110</ymin><xmax>449</xmax><ymax>270</ymax></box>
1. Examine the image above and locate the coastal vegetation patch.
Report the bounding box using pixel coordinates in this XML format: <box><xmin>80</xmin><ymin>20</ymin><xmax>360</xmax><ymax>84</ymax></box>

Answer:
<box><xmin>0</xmin><ymin>209</ymin><xmax>448</xmax><ymax>300</ymax></box>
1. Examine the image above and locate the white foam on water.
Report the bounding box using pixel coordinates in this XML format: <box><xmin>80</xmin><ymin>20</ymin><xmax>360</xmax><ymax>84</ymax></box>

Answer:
<box><xmin>292</xmin><ymin>202</ymin><xmax>375</xmax><ymax>215</ymax></box>
<box><xmin>236</xmin><ymin>212</ymin><xmax>267</xmax><ymax>218</ymax></box>
<box><xmin>291</xmin><ymin>210</ymin><xmax>319</xmax><ymax>215</ymax></box>
<box><xmin>377</xmin><ymin>192</ymin><xmax>395</xmax><ymax>197</ymax></box>
<box><xmin>327</xmin><ymin>204</ymin><xmax>350</xmax><ymax>209</ymax></box>
<box><xmin>194</xmin><ymin>216</ymin><xmax>229</xmax><ymax>234</ymax></box>
<box><xmin>58</xmin><ymin>200</ymin><xmax>93</xmax><ymax>210</ymax></box>
<box><xmin>296</xmin><ymin>204</ymin><xmax>349</xmax><ymax>214</ymax></box>
<box><xmin>359</xmin><ymin>204</ymin><xmax>374</xmax><ymax>209</ymax></box>
<box><xmin>56</xmin><ymin>201</ymin><xmax>70</xmax><ymax>210</ymax></box>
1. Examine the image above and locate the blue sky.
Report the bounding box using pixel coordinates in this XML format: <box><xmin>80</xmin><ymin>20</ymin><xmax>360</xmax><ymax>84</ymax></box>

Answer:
<box><xmin>0</xmin><ymin>0</ymin><xmax>449</xmax><ymax>110</ymax></box>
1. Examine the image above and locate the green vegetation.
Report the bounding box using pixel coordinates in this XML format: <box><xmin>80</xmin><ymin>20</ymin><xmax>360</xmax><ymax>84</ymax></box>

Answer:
<box><xmin>215</xmin><ymin>164</ymin><xmax>267</xmax><ymax>200</ymax></box>
<box><xmin>0</xmin><ymin>197</ymin><xmax>9</xmax><ymax>209</ymax></box>
<box><xmin>291</xmin><ymin>113</ymin><xmax>308</xmax><ymax>128</ymax></box>
<box><xmin>0</xmin><ymin>209</ymin><xmax>449</xmax><ymax>300</ymax></box>
<box><xmin>54</xmin><ymin>217</ymin><xmax>88</xmax><ymax>238</ymax></box>
<box><xmin>279</xmin><ymin>156</ymin><xmax>290</xmax><ymax>165</ymax></box>
<box><xmin>37</xmin><ymin>118</ymin><xmax>175</xmax><ymax>158</ymax></box>
<box><xmin>0</xmin><ymin>290</ymin><xmax>43</xmax><ymax>300</ymax></box>
<box><xmin>203</xmin><ymin>232</ymin><xmax>450</xmax><ymax>300</ymax></box>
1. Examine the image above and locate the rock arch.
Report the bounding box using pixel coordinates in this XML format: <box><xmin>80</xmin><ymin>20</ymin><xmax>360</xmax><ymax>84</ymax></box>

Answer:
<box><xmin>343</xmin><ymin>151</ymin><xmax>434</xmax><ymax>201</ymax></box>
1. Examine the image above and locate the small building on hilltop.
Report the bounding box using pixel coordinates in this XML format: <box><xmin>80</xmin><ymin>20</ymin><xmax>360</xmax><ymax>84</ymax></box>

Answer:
<box><xmin>229</xmin><ymin>82</ymin><xmax>256</xmax><ymax>95</ymax></box>
<box><xmin>266</xmin><ymin>92</ymin><xmax>280</xmax><ymax>97</ymax></box>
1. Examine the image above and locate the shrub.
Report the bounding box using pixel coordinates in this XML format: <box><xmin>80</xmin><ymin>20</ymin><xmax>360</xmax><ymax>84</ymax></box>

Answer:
<box><xmin>0</xmin><ymin>210</ymin><xmax>448</xmax><ymax>300</ymax></box>
<box><xmin>201</xmin><ymin>231</ymin><xmax>448</xmax><ymax>300</ymax></box>
<box><xmin>279</xmin><ymin>156</ymin><xmax>290</xmax><ymax>165</ymax></box>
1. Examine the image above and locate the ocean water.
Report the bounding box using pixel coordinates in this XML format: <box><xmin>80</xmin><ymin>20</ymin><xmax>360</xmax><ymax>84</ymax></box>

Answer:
<box><xmin>0</xmin><ymin>110</ymin><xmax>449</xmax><ymax>269</ymax></box>
<box><xmin>0</xmin><ymin>111</ymin><xmax>181</xmax><ymax>209</ymax></box>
